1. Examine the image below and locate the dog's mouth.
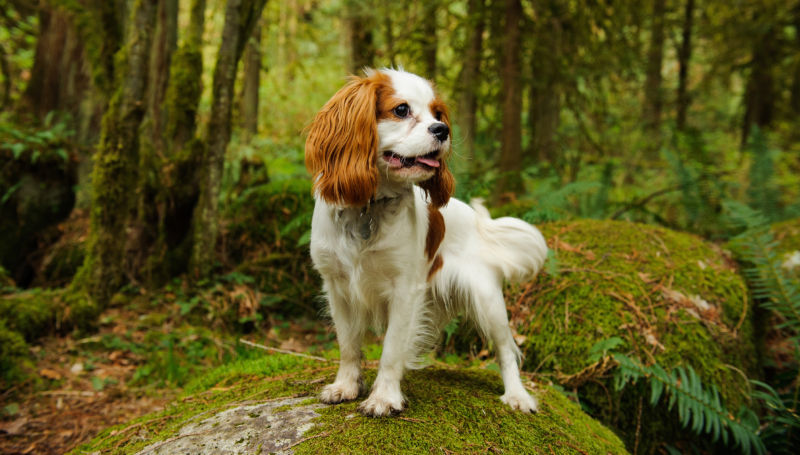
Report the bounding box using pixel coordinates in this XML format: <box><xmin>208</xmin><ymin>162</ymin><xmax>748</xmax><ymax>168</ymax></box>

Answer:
<box><xmin>382</xmin><ymin>151</ymin><xmax>440</xmax><ymax>170</ymax></box>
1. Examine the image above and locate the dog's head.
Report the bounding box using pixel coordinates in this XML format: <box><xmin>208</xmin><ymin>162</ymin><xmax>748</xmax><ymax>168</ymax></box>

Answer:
<box><xmin>305</xmin><ymin>69</ymin><xmax>454</xmax><ymax>208</ymax></box>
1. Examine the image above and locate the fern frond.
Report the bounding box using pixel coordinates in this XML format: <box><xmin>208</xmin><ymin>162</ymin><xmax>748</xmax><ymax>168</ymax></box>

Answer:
<box><xmin>612</xmin><ymin>353</ymin><xmax>765</xmax><ymax>455</ymax></box>
<box><xmin>729</xmin><ymin>226</ymin><xmax>800</xmax><ymax>340</ymax></box>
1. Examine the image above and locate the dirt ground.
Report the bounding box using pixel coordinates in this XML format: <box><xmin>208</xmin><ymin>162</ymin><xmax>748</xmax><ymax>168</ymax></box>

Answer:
<box><xmin>0</xmin><ymin>311</ymin><xmax>175</xmax><ymax>455</ymax></box>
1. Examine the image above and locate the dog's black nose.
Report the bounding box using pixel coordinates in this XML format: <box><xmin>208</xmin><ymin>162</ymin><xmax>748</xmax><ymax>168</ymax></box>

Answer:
<box><xmin>428</xmin><ymin>122</ymin><xmax>449</xmax><ymax>142</ymax></box>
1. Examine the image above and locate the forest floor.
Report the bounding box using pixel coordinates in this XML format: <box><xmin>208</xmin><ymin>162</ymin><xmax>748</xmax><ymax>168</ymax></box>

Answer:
<box><xmin>0</xmin><ymin>306</ymin><xmax>175</xmax><ymax>455</ymax></box>
<box><xmin>0</xmin><ymin>301</ymin><xmax>335</xmax><ymax>455</ymax></box>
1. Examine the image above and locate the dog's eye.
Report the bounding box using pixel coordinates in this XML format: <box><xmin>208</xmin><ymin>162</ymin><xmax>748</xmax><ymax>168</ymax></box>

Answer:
<box><xmin>393</xmin><ymin>104</ymin><xmax>410</xmax><ymax>118</ymax></box>
<box><xmin>434</xmin><ymin>111</ymin><xmax>443</xmax><ymax>121</ymax></box>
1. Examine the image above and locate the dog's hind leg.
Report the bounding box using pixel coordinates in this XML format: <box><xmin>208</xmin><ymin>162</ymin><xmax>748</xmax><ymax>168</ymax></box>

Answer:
<box><xmin>469</xmin><ymin>274</ymin><xmax>539</xmax><ymax>413</ymax></box>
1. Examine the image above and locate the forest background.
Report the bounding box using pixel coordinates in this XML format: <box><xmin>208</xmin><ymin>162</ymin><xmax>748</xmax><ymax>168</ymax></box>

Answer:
<box><xmin>1</xmin><ymin>0</ymin><xmax>799</xmax><ymax>454</ymax></box>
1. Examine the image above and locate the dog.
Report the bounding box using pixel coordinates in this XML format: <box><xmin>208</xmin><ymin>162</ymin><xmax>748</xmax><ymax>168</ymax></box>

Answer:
<box><xmin>305</xmin><ymin>68</ymin><xmax>548</xmax><ymax>417</ymax></box>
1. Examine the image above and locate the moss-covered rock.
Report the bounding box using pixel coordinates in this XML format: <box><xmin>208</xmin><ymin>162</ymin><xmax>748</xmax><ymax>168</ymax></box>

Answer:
<box><xmin>72</xmin><ymin>354</ymin><xmax>628</xmax><ymax>454</ymax></box>
<box><xmin>511</xmin><ymin>219</ymin><xmax>758</xmax><ymax>453</ymax></box>
<box><xmin>0</xmin><ymin>288</ymin><xmax>98</xmax><ymax>342</ymax></box>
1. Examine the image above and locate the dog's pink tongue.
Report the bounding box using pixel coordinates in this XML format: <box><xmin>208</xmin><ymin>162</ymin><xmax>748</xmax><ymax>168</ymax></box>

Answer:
<box><xmin>384</xmin><ymin>154</ymin><xmax>403</xmax><ymax>168</ymax></box>
<box><xmin>416</xmin><ymin>156</ymin><xmax>440</xmax><ymax>168</ymax></box>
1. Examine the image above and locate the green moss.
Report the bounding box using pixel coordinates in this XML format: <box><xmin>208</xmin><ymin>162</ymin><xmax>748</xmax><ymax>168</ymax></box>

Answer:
<box><xmin>512</xmin><ymin>219</ymin><xmax>758</xmax><ymax>453</ymax></box>
<box><xmin>0</xmin><ymin>288</ymin><xmax>98</xmax><ymax>341</ymax></box>
<box><xmin>0</xmin><ymin>319</ymin><xmax>30</xmax><ymax>386</ymax></box>
<box><xmin>73</xmin><ymin>354</ymin><xmax>628</xmax><ymax>454</ymax></box>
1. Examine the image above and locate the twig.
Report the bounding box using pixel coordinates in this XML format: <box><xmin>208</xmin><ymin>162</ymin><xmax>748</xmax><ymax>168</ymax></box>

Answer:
<box><xmin>238</xmin><ymin>338</ymin><xmax>331</xmax><ymax>362</ymax></box>
<box><xmin>397</xmin><ymin>416</ymin><xmax>427</xmax><ymax>423</ymax></box>
<box><xmin>282</xmin><ymin>430</ymin><xmax>331</xmax><ymax>451</ymax></box>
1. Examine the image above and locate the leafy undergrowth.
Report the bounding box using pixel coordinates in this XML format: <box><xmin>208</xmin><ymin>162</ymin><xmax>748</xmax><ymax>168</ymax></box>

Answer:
<box><xmin>72</xmin><ymin>354</ymin><xmax>628</xmax><ymax>455</ymax></box>
<box><xmin>0</xmin><ymin>283</ymin><xmax>335</xmax><ymax>454</ymax></box>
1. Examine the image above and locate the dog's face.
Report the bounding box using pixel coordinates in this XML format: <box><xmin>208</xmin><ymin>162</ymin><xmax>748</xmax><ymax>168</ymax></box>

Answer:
<box><xmin>305</xmin><ymin>69</ymin><xmax>454</xmax><ymax>208</ymax></box>
<box><xmin>375</xmin><ymin>70</ymin><xmax>451</xmax><ymax>184</ymax></box>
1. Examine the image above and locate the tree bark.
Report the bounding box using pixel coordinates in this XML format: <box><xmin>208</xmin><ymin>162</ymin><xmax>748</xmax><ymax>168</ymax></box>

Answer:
<box><xmin>165</xmin><ymin>0</ymin><xmax>206</xmax><ymax>153</ymax></box>
<box><xmin>790</xmin><ymin>6</ymin><xmax>800</xmax><ymax>116</ymax></box>
<box><xmin>344</xmin><ymin>0</ymin><xmax>374</xmax><ymax>73</ymax></box>
<box><xmin>527</xmin><ymin>1</ymin><xmax>562</xmax><ymax>164</ymax></box>
<box><xmin>742</xmin><ymin>25</ymin><xmax>776</xmax><ymax>146</ymax></box>
<box><xmin>145</xmin><ymin>0</ymin><xmax>178</xmax><ymax>156</ymax></box>
<box><xmin>421</xmin><ymin>0</ymin><xmax>437</xmax><ymax>78</ymax></box>
<box><xmin>496</xmin><ymin>0</ymin><xmax>523</xmax><ymax>199</ymax></box>
<box><xmin>190</xmin><ymin>0</ymin><xmax>268</xmax><ymax>278</ymax></box>
<box><xmin>75</xmin><ymin>0</ymin><xmax>158</xmax><ymax>305</ymax></box>
<box><xmin>642</xmin><ymin>0</ymin><xmax>666</xmax><ymax>136</ymax></box>
<box><xmin>240</xmin><ymin>20</ymin><xmax>262</xmax><ymax>142</ymax></box>
<box><xmin>455</xmin><ymin>0</ymin><xmax>484</xmax><ymax>169</ymax></box>
<box><xmin>22</xmin><ymin>5</ymin><xmax>91</xmax><ymax>124</ymax></box>
<box><xmin>676</xmin><ymin>0</ymin><xmax>695</xmax><ymax>131</ymax></box>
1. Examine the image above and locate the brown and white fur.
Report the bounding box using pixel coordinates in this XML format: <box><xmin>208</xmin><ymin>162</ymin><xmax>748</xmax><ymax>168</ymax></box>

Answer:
<box><xmin>305</xmin><ymin>68</ymin><xmax>547</xmax><ymax>417</ymax></box>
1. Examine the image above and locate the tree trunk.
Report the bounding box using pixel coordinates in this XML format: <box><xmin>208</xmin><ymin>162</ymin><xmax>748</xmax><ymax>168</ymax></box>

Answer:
<box><xmin>240</xmin><ymin>20</ymin><xmax>262</xmax><ymax>142</ymax></box>
<box><xmin>131</xmin><ymin>0</ymin><xmax>179</xmax><ymax>285</ymax></box>
<box><xmin>421</xmin><ymin>0</ymin><xmax>437</xmax><ymax>78</ymax></box>
<box><xmin>676</xmin><ymin>0</ymin><xmax>695</xmax><ymax>131</ymax></box>
<box><xmin>455</xmin><ymin>0</ymin><xmax>484</xmax><ymax>168</ymax></box>
<box><xmin>742</xmin><ymin>25</ymin><xmax>776</xmax><ymax>146</ymax></box>
<box><xmin>790</xmin><ymin>7</ymin><xmax>800</xmax><ymax>116</ymax></box>
<box><xmin>345</xmin><ymin>0</ymin><xmax>374</xmax><ymax>73</ymax></box>
<box><xmin>75</xmin><ymin>0</ymin><xmax>158</xmax><ymax>305</ymax></box>
<box><xmin>382</xmin><ymin>2</ymin><xmax>396</xmax><ymax>67</ymax></box>
<box><xmin>642</xmin><ymin>0</ymin><xmax>665</xmax><ymax>136</ymax></box>
<box><xmin>190</xmin><ymin>0</ymin><xmax>268</xmax><ymax>278</ymax></box>
<box><xmin>165</xmin><ymin>0</ymin><xmax>206</xmax><ymax>153</ymax></box>
<box><xmin>527</xmin><ymin>1</ymin><xmax>562</xmax><ymax>164</ymax></box>
<box><xmin>496</xmin><ymin>0</ymin><xmax>523</xmax><ymax>199</ymax></box>
<box><xmin>145</xmin><ymin>0</ymin><xmax>178</xmax><ymax>156</ymax></box>
<box><xmin>22</xmin><ymin>5</ymin><xmax>92</xmax><ymax>126</ymax></box>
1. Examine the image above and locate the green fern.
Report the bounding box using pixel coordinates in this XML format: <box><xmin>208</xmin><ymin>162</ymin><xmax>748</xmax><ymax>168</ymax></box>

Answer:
<box><xmin>726</xmin><ymin>202</ymin><xmax>800</xmax><ymax>341</ymax></box>
<box><xmin>612</xmin><ymin>353</ymin><xmax>765</xmax><ymax>455</ymax></box>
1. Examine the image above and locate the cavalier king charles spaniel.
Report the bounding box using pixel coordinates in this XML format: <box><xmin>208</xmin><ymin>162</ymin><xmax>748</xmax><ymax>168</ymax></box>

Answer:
<box><xmin>305</xmin><ymin>68</ymin><xmax>548</xmax><ymax>417</ymax></box>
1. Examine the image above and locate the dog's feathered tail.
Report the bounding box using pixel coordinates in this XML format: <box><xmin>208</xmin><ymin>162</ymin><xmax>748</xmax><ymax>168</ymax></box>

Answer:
<box><xmin>471</xmin><ymin>199</ymin><xmax>548</xmax><ymax>283</ymax></box>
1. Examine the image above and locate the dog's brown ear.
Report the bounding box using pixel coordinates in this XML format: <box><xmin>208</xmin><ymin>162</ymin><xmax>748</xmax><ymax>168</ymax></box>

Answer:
<box><xmin>305</xmin><ymin>74</ymin><xmax>384</xmax><ymax>206</ymax></box>
<box><xmin>419</xmin><ymin>97</ymin><xmax>455</xmax><ymax>209</ymax></box>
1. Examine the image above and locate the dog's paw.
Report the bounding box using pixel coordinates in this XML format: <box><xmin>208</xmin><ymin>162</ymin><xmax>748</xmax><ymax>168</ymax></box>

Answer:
<box><xmin>319</xmin><ymin>380</ymin><xmax>361</xmax><ymax>404</ymax></box>
<box><xmin>358</xmin><ymin>390</ymin><xmax>405</xmax><ymax>417</ymax></box>
<box><xmin>501</xmin><ymin>391</ymin><xmax>539</xmax><ymax>413</ymax></box>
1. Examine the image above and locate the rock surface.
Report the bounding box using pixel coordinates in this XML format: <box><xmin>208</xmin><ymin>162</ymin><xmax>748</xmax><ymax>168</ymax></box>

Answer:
<box><xmin>74</xmin><ymin>354</ymin><xmax>629</xmax><ymax>454</ymax></box>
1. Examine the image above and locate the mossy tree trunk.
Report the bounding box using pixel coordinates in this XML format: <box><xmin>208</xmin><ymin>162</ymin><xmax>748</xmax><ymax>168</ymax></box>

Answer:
<box><xmin>190</xmin><ymin>0</ymin><xmax>268</xmax><ymax>278</ymax></box>
<box><xmin>75</xmin><ymin>0</ymin><xmax>158</xmax><ymax>305</ymax></box>
<box><xmin>165</xmin><ymin>0</ymin><xmax>206</xmax><ymax>154</ymax></box>
<box><xmin>454</xmin><ymin>0</ymin><xmax>485</xmax><ymax>172</ymax></box>
<box><xmin>133</xmin><ymin>0</ymin><xmax>179</xmax><ymax>286</ymax></box>
<box><xmin>240</xmin><ymin>19</ymin><xmax>262</xmax><ymax>143</ymax></box>
<box><xmin>496</xmin><ymin>0</ymin><xmax>524</xmax><ymax>200</ymax></box>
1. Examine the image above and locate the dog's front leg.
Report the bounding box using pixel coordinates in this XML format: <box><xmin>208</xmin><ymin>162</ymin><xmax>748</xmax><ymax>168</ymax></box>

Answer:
<box><xmin>320</xmin><ymin>291</ymin><xmax>364</xmax><ymax>404</ymax></box>
<box><xmin>358</xmin><ymin>287</ymin><xmax>425</xmax><ymax>417</ymax></box>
